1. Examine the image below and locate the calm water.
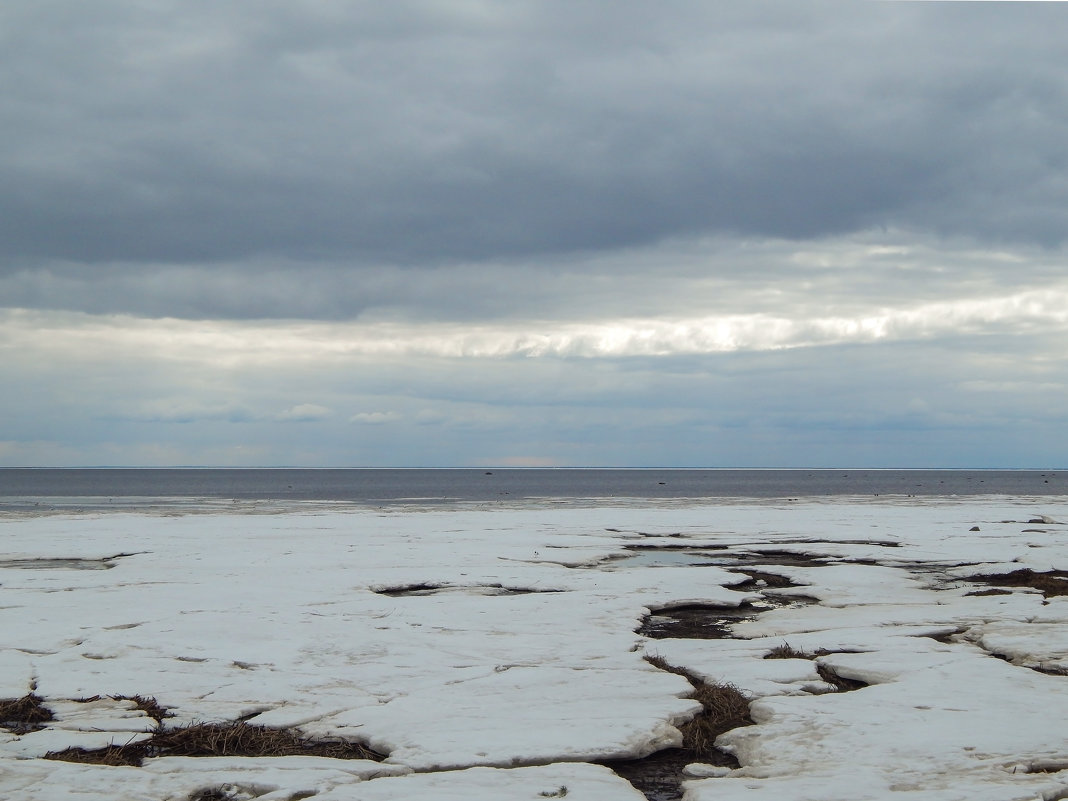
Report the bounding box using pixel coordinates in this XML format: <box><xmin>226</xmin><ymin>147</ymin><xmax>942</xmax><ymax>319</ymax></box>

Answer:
<box><xmin>1</xmin><ymin>468</ymin><xmax>1065</xmax><ymax>511</ymax></box>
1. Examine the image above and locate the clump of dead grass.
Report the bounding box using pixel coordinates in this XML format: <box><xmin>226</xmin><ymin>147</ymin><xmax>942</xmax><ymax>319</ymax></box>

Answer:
<box><xmin>645</xmin><ymin>653</ymin><xmax>692</xmax><ymax>679</ymax></box>
<box><xmin>0</xmin><ymin>693</ymin><xmax>54</xmax><ymax>734</ymax></box>
<box><xmin>764</xmin><ymin>642</ymin><xmax>812</xmax><ymax>660</ymax></box>
<box><xmin>763</xmin><ymin>642</ymin><xmax>843</xmax><ymax>660</ymax></box>
<box><xmin>816</xmin><ymin>664</ymin><xmax>868</xmax><ymax>691</ymax></box>
<box><xmin>970</xmin><ymin>568</ymin><xmax>1068</xmax><ymax>598</ymax></box>
<box><xmin>45</xmin><ymin>721</ymin><xmax>385</xmax><ymax>767</ymax></box>
<box><xmin>681</xmin><ymin>681</ymin><xmax>752</xmax><ymax>760</ymax></box>
<box><xmin>112</xmin><ymin>694</ymin><xmax>172</xmax><ymax>724</ymax></box>
<box><xmin>189</xmin><ymin>791</ymin><xmax>231</xmax><ymax>801</ymax></box>
<box><xmin>645</xmin><ymin>654</ymin><xmax>752</xmax><ymax>761</ymax></box>
<box><xmin>46</xmin><ymin>742</ymin><xmax>142</xmax><ymax>766</ymax></box>
<box><xmin>730</xmin><ymin>570</ymin><xmax>798</xmax><ymax>590</ymax></box>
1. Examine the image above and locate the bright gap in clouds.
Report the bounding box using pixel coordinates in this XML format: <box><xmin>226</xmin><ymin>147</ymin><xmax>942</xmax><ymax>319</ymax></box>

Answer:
<box><xmin>5</xmin><ymin>283</ymin><xmax>1068</xmax><ymax>363</ymax></box>
<box><xmin>4</xmin><ymin>230</ymin><xmax>1068</xmax><ymax>468</ymax></box>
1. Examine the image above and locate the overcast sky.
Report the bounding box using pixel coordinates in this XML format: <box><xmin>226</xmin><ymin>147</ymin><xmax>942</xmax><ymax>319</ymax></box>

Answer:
<box><xmin>3</xmin><ymin>1</ymin><xmax>1068</xmax><ymax>467</ymax></box>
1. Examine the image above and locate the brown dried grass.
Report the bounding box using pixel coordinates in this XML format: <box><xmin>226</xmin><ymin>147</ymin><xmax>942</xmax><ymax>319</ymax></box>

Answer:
<box><xmin>970</xmin><ymin>569</ymin><xmax>1068</xmax><ymax>598</ymax></box>
<box><xmin>681</xmin><ymin>681</ymin><xmax>752</xmax><ymax>759</ymax></box>
<box><xmin>46</xmin><ymin>743</ymin><xmax>142</xmax><ymax>767</ymax></box>
<box><xmin>764</xmin><ymin>642</ymin><xmax>812</xmax><ymax>660</ymax></box>
<box><xmin>645</xmin><ymin>653</ymin><xmax>697</xmax><ymax>684</ymax></box>
<box><xmin>0</xmin><ymin>693</ymin><xmax>54</xmax><ymax>733</ymax></box>
<box><xmin>111</xmin><ymin>694</ymin><xmax>172</xmax><ymax>724</ymax></box>
<box><xmin>731</xmin><ymin>570</ymin><xmax>798</xmax><ymax>590</ymax></box>
<box><xmin>45</xmin><ymin>721</ymin><xmax>385</xmax><ymax>767</ymax></box>
<box><xmin>644</xmin><ymin>654</ymin><xmax>752</xmax><ymax>760</ymax></box>
<box><xmin>816</xmin><ymin>663</ymin><xmax>868</xmax><ymax>691</ymax></box>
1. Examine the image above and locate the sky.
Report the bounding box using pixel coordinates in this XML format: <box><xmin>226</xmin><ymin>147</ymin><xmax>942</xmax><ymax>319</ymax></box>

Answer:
<box><xmin>2</xmin><ymin>1</ymin><xmax>1068</xmax><ymax>468</ymax></box>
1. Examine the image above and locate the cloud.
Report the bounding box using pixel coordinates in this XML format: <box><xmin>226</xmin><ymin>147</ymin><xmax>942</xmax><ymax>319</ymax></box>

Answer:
<box><xmin>349</xmin><ymin>411</ymin><xmax>400</xmax><ymax>425</ymax></box>
<box><xmin>275</xmin><ymin>404</ymin><xmax>333</xmax><ymax>422</ymax></box>
<box><xmin>110</xmin><ymin>403</ymin><xmax>256</xmax><ymax>424</ymax></box>
<box><xmin>1</xmin><ymin>3</ymin><xmax>1066</xmax><ymax>467</ymax></box>
<box><xmin>2</xmin><ymin>1</ymin><xmax>1067</xmax><ymax>282</ymax></box>
<box><xmin>1</xmin><ymin>230</ymin><xmax>1065</xmax><ymax>325</ymax></box>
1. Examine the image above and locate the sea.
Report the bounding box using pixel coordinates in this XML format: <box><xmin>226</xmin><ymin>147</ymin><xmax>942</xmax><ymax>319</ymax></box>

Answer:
<box><xmin>1</xmin><ymin>468</ymin><xmax>1065</xmax><ymax>513</ymax></box>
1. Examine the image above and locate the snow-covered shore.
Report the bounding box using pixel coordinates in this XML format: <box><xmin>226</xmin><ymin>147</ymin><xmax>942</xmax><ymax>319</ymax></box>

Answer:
<box><xmin>2</xmin><ymin>498</ymin><xmax>1067</xmax><ymax>800</ymax></box>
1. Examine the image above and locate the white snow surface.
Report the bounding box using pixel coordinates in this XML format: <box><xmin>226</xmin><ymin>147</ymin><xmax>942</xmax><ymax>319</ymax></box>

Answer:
<box><xmin>0</xmin><ymin>497</ymin><xmax>1066</xmax><ymax>800</ymax></box>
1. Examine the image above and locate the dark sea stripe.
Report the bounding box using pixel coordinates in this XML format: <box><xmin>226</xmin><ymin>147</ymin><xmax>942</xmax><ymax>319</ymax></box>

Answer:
<box><xmin>0</xmin><ymin>468</ymin><xmax>1065</xmax><ymax>505</ymax></box>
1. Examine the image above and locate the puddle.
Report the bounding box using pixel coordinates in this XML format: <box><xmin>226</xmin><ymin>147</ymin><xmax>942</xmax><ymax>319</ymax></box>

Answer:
<box><xmin>603</xmin><ymin>748</ymin><xmax>717</xmax><ymax>801</ymax></box>
<box><xmin>616</xmin><ymin>549</ymin><xmax>728</xmax><ymax>568</ymax></box>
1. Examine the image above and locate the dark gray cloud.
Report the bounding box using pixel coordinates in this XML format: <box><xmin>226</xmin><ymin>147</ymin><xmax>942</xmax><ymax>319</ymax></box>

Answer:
<box><xmin>0</xmin><ymin>231</ymin><xmax>1055</xmax><ymax>322</ymax></box>
<box><xmin>4</xmin><ymin>2</ymin><xmax>1068</xmax><ymax>468</ymax></box>
<box><xmin>3</xmin><ymin>1</ymin><xmax>1067</xmax><ymax>281</ymax></box>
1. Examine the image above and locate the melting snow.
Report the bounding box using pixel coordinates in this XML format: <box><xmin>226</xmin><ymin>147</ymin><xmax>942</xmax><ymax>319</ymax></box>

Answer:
<box><xmin>1</xmin><ymin>498</ymin><xmax>1067</xmax><ymax>800</ymax></box>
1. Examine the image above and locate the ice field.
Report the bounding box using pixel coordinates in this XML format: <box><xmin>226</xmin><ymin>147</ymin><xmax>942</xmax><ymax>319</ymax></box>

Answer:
<box><xmin>2</xmin><ymin>497</ymin><xmax>1067</xmax><ymax>800</ymax></box>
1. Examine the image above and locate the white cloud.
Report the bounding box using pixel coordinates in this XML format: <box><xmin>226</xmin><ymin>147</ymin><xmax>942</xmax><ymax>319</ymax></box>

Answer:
<box><xmin>349</xmin><ymin>411</ymin><xmax>400</xmax><ymax>424</ymax></box>
<box><xmin>275</xmin><ymin>404</ymin><xmax>332</xmax><ymax>422</ymax></box>
<box><xmin>3</xmin><ymin>272</ymin><xmax>1068</xmax><ymax>375</ymax></box>
<box><xmin>2</xmin><ymin>229</ymin><xmax>1067</xmax><ymax>467</ymax></box>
